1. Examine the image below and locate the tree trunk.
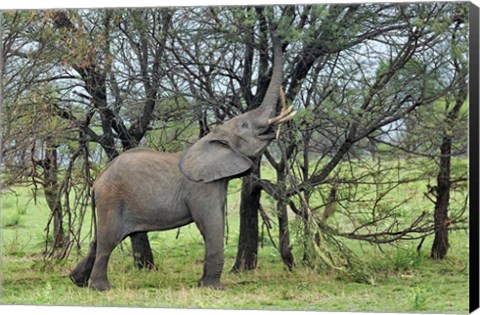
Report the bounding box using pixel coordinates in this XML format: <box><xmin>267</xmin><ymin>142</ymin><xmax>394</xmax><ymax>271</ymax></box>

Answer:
<box><xmin>276</xmin><ymin>154</ymin><xmax>295</xmax><ymax>270</ymax></box>
<box><xmin>430</xmin><ymin>18</ymin><xmax>467</xmax><ymax>260</ymax></box>
<box><xmin>278</xmin><ymin>201</ymin><xmax>294</xmax><ymax>270</ymax></box>
<box><xmin>232</xmin><ymin>160</ymin><xmax>261</xmax><ymax>272</ymax></box>
<box><xmin>431</xmin><ymin>135</ymin><xmax>451</xmax><ymax>259</ymax></box>
<box><xmin>42</xmin><ymin>143</ymin><xmax>66</xmax><ymax>252</ymax></box>
<box><xmin>431</xmin><ymin>90</ymin><xmax>466</xmax><ymax>259</ymax></box>
<box><xmin>301</xmin><ymin>191</ymin><xmax>315</xmax><ymax>265</ymax></box>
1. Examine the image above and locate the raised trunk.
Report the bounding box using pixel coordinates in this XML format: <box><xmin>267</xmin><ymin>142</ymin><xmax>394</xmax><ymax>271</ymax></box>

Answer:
<box><xmin>255</xmin><ymin>35</ymin><xmax>284</xmax><ymax>119</ymax></box>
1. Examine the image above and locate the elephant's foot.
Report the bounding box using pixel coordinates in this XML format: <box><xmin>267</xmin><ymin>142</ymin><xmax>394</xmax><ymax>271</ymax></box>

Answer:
<box><xmin>69</xmin><ymin>269</ymin><xmax>90</xmax><ymax>288</ymax></box>
<box><xmin>90</xmin><ymin>278</ymin><xmax>111</xmax><ymax>291</ymax></box>
<box><xmin>198</xmin><ymin>278</ymin><xmax>225</xmax><ymax>290</ymax></box>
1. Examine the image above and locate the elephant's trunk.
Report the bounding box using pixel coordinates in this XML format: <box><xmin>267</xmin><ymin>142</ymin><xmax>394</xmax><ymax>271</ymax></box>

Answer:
<box><xmin>256</xmin><ymin>35</ymin><xmax>284</xmax><ymax>122</ymax></box>
<box><xmin>254</xmin><ymin>36</ymin><xmax>296</xmax><ymax>130</ymax></box>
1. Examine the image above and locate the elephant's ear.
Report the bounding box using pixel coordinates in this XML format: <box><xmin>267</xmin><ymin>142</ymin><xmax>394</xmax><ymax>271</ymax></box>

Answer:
<box><xmin>180</xmin><ymin>137</ymin><xmax>253</xmax><ymax>183</ymax></box>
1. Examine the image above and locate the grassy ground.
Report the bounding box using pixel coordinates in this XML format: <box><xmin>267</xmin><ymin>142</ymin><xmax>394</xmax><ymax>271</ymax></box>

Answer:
<box><xmin>0</xmin><ymin>183</ymin><xmax>470</xmax><ymax>313</ymax></box>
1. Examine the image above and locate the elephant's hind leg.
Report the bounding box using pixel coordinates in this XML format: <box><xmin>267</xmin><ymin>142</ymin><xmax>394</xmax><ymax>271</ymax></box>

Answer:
<box><xmin>89</xmin><ymin>237</ymin><xmax>120</xmax><ymax>291</ymax></box>
<box><xmin>89</xmin><ymin>212</ymin><xmax>124</xmax><ymax>291</ymax></box>
<box><xmin>69</xmin><ymin>241</ymin><xmax>97</xmax><ymax>287</ymax></box>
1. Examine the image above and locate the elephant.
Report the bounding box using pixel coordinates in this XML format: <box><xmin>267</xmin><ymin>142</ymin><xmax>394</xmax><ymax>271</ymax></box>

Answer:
<box><xmin>68</xmin><ymin>35</ymin><xmax>296</xmax><ymax>291</ymax></box>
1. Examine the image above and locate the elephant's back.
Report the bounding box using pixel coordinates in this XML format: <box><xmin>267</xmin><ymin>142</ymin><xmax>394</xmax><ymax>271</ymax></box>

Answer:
<box><xmin>93</xmin><ymin>149</ymin><xmax>185</xmax><ymax>194</ymax></box>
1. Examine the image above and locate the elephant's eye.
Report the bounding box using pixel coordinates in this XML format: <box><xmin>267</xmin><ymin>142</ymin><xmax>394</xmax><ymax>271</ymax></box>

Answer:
<box><xmin>241</xmin><ymin>121</ymin><xmax>249</xmax><ymax>129</ymax></box>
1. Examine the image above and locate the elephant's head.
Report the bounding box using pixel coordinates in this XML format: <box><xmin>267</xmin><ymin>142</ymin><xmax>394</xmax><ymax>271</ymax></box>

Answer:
<box><xmin>180</xmin><ymin>36</ymin><xmax>296</xmax><ymax>183</ymax></box>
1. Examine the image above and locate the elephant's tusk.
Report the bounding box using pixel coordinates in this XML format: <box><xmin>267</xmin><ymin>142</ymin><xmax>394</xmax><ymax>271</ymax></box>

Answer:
<box><xmin>275</xmin><ymin>111</ymin><xmax>297</xmax><ymax>125</ymax></box>
<box><xmin>268</xmin><ymin>105</ymin><xmax>295</xmax><ymax>125</ymax></box>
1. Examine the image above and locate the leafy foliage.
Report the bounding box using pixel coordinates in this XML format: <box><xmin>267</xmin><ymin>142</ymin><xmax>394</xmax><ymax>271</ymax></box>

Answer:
<box><xmin>0</xmin><ymin>2</ymin><xmax>469</xmax><ymax>276</ymax></box>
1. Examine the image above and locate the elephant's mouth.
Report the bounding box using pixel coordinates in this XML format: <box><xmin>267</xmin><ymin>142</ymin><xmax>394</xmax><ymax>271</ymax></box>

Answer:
<box><xmin>257</xmin><ymin>126</ymin><xmax>276</xmax><ymax>140</ymax></box>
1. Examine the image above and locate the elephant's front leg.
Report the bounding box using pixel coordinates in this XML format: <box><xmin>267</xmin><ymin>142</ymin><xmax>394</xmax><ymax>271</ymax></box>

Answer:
<box><xmin>199</xmin><ymin>234</ymin><xmax>225</xmax><ymax>289</ymax></box>
<box><xmin>194</xmin><ymin>210</ymin><xmax>225</xmax><ymax>289</ymax></box>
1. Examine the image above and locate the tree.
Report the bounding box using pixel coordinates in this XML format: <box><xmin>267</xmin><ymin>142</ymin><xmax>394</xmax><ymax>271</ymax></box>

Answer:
<box><xmin>1</xmin><ymin>9</ymin><xmax>187</xmax><ymax>264</ymax></box>
<box><xmin>430</xmin><ymin>10</ymin><xmax>468</xmax><ymax>259</ymax></box>
<box><xmin>256</xmin><ymin>2</ymin><xmax>469</xmax><ymax>268</ymax></box>
<box><xmin>1</xmin><ymin>3</ymin><xmax>469</xmax><ymax>272</ymax></box>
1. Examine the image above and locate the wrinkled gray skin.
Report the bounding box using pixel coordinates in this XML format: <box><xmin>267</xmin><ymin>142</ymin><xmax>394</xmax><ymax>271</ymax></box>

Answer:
<box><xmin>69</xmin><ymin>37</ymin><xmax>284</xmax><ymax>291</ymax></box>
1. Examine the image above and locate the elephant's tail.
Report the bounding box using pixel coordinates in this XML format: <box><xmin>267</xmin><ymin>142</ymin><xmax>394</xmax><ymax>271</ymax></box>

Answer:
<box><xmin>91</xmin><ymin>188</ymin><xmax>97</xmax><ymax>242</ymax></box>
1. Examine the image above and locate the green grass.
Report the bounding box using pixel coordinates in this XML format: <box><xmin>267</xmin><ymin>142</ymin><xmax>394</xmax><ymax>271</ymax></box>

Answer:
<box><xmin>1</xmin><ymin>180</ymin><xmax>470</xmax><ymax>313</ymax></box>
